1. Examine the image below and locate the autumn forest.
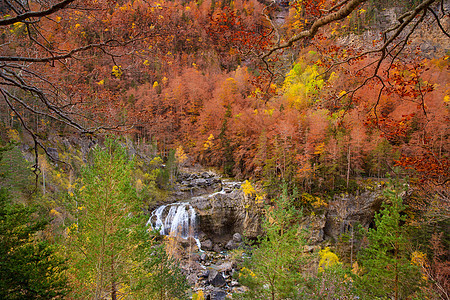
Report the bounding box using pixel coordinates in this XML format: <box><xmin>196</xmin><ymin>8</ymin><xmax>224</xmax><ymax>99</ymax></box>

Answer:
<box><xmin>0</xmin><ymin>0</ymin><xmax>448</xmax><ymax>299</ymax></box>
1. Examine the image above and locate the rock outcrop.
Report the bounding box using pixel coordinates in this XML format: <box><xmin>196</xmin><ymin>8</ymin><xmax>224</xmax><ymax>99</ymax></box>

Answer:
<box><xmin>150</xmin><ymin>167</ymin><xmax>390</xmax><ymax>299</ymax></box>
<box><xmin>324</xmin><ymin>190</ymin><xmax>384</xmax><ymax>241</ymax></box>
<box><xmin>174</xmin><ymin>171</ymin><xmax>222</xmax><ymax>199</ymax></box>
<box><xmin>189</xmin><ymin>180</ymin><xmax>262</xmax><ymax>243</ymax></box>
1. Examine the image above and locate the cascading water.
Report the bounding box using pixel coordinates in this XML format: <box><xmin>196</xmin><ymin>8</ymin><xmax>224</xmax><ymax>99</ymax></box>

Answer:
<box><xmin>147</xmin><ymin>202</ymin><xmax>202</xmax><ymax>250</ymax></box>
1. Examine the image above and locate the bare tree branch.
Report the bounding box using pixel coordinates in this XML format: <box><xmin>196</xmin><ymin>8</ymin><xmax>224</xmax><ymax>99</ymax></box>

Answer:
<box><xmin>0</xmin><ymin>0</ymin><xmax>76</xmax><ymax>26</ymax></box>
<box><xmin>262</xmin><ymin>0</ymin><xmax>367</xmax><ymax>60</ymax></box>
<box><xmin>427</xmin><ymin>7</ymin><xmax>450</xmax><ymax>38</ymax></box>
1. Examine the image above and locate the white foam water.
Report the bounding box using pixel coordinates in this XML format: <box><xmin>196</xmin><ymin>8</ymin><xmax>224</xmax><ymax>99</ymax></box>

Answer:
<box><xmin>147</xmin><ymin>202</ymin><xmax>202</xmax><ymax>250</ymax></box>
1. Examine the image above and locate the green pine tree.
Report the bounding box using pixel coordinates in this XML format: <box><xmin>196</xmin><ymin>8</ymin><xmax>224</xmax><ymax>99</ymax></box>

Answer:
<box><xmin>0</xmin><ymin>188</ymin><xmax>69</xmax><ymax>299</ymax></box>
<box><xmin>354</xmin><ymin>186</ymin><xmax>424</xmax><ymax>300</ymax></box>
<box><xmin>67</xmin><ymin>138</ymin><xmax>187</xmax><ymax>299</ymax></box>
<box><xmin>134</xmin><ymin>240</ymin><xmax>189</xmax><ymax>300</ymax></box>
<box><xmin>236</xmin><ymin>185</ymin><xmax>307</xmax><ymax>300</ymax></box>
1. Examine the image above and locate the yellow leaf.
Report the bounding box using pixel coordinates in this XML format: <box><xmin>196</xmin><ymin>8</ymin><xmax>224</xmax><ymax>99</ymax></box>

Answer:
<box><xmin>242</xmin><ymin>180</ymin><xmax>256</xmax><ymax>196</ymax></box>
<box><xmin>318</xmin><ymin>247</ymin><xmax>340</xmax><ymax>272</ymax></box>
<box><xmin>50</xmin><ymin>209</ymin><xmax>60</xmax><ymax>217</ymax></box>
<box><xmin>314</xmin><ymin>142</ymin><xmax>325</xmax><ymax>155</ymax></box>
<box><xmin>203</xmin><ymin>134</ymin><xmax>214</xmax><ymax>151</ymax></box>
<box><xmin>111</xmin><ymin>65</ymin><xmax>123</xmax><ymax>78</ymax></box>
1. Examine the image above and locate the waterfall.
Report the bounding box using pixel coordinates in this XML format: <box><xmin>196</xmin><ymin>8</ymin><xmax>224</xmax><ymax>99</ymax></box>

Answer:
<box><xmin>147</xmin><ymin>202</ymin><xmax>202</xmax><ymax>250</ymax></box>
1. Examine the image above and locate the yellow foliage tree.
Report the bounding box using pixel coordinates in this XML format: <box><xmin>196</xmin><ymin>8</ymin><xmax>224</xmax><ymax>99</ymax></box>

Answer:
<box><xmin>203</xmin><ymin>134</ymin><xmax>214</xmax><ymax>151</ymax></box>
<box><xmin>111</xmin><ymin>65</ymin><xmax>123</xmax><ymax>78</ymax></box>
<box><xmin>192</xmin><ymin>290</ymin><xmax>205</xmax><ymax>300</ymax></box>
<box><xmin>175</xmin><ymin>145</ymin><xmax>188</xmax><ymax>166</ymax></box>
<box><xmin>242</xmin><ymin>180</ymin><xmax>256</xmax><ymax>196</ymax></box>
<box><xmin>318</xmin><ymin>247</ymin><xmax>340</xmax><ymax>272</ymax></box>
<box><xmin>283</xmin><ymin>55</ymin><xmax>325</xmax><ymax>110</ymax></box>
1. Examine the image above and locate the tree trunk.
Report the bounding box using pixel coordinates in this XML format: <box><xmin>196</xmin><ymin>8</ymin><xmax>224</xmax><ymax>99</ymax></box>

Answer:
<box><xmin>394</xmin><ymin>247</ymin><xmax>398</xmax><ymax>300</ymax></box>
<box><xmin>111</xmin><ymin>254</ymin><xmax>117</xmax><ymax>300</ymax></box>
<box><xmin>346</xmin><ymin>145</ymin><xmax>351</xmax><ymax>189</ymax></box>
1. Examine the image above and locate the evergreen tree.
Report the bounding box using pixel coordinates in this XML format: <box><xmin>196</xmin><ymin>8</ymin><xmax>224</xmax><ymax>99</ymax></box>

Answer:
<box><xmin>0</xmin><ymin>141</ymin><xmax>33</xmax><ymax>197</ymax></box>
<box><xmin>236</xmin><ymin>186</ymin><xmax>307</xmax><ymax>300</ymax></box>
<box><xmin>354</xmin><ymin>186</ymin><xmax>424</xmax><ymax>300</ymax></box>
<box><xmin>134</xmin><ymin>240</ymin><xmax>189</xmax><ymax>300</ymax></box>
<box><xmin>301</xmin><ymin>248</ymin><xmax>354</xmax><ymax>299</ymax></box>
<box><xmin>67</xmin><ymin>138</ymin><xmax>187</xmax><ymax>299</ymax></box>
<box><xmin>0</xmin><ymin>188</ymin><xmax>69</xmax><ymax>299</ymax></box>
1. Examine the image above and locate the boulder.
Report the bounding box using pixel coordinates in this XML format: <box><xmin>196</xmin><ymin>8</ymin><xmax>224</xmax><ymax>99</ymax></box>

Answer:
<box><xmin>225</xmin><ymin>239</ymin><xmax>239</xmax><ymax>250</ymax></box>
<box><xmin>195</xmin><ymin>178</ymin><xmax>208</xmax><ymax>187</ymax></box>
<box><xmin>201</xmin><ymin>171</ymin><xmax>212</xmax><ymax>178</ymax></box>
<box><xmin>201</xmin><ymin>239</ymin><xmax>213</xmax><ymax>251</ymax></box>
<box><xmin>180</xmin><ymin>237</ymin><xmax>200</xmax><ymax>251</ymax></box>
<box><xmin>213</xmin><ymin>244</ymin><xmax>223</xmax><ymax>253</ymax></box>
<box><xmin>200</xmin><ymin>269</ymin><xmax>209</xmax><ymax>278</ymax></box>
<box><xmin>233</xmin><ymin>233</ymin><xmax>242</xmax><ymax>243</ymax></box>
<box><xmin>231</xmin><ymin>280</ymin><xmax>239</xmax><ymax>287</ymax></box>
<box><xmin>207</xmin><ymin>269</ymin><xmax>226</xmax><ymax>287</ymax></box>
<box><xmin>200</xmin><ymin>252</ymin><xmax>208</xmax><ymax>261</ymax></box>
<box><xmin>216</xmin><ymin>261</ymin><xmax>233</xmax><ymax>273</ymax></box>
<box><xmin>189</xmin><ymin>253</ymin><xmax>201</xmax><ymax>262</ymax></box>
<box><xmin>210</xmin><ymin>289</ymin><xmax>227</xmax><ymax>300</ymax></box>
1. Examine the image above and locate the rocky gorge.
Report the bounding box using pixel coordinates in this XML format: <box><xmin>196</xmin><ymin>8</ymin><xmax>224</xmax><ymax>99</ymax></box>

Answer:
<box><xmin>148</xmin><ymin>168</ymin><xmax>387</xmax><ymax>299</ymax></box>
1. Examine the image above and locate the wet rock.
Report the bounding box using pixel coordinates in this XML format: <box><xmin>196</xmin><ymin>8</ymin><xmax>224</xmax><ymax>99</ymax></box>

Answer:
<box><xmin>210</xmin><ymin>289</ymin><xmax>227</xmax><ymax>300</ymax></box>
<box><xmin>231</xmin><ymin>280</ymin><xmax>239</xmax><ymax>287</ymax></box>
<box><xmin>202</xmin><ymin>239</ymin><xmax>213</xmax><ymax>251</ymax></box>
<box><xmin>213</xmin><ymin>244</ymin><xmax>223</xmax><ymax>253</ymax></box>
<box><xmin>233</xmin><ymin>233</ymin><xmax>242</xmax><ymax>243</ymax></box>
<box><xmin>208</xmin><ymin>269</ymin><xmax>226</xmax><ymax>287</ymax></box>
<box><xmin>200</xmin><ymin>269</ymin><xmax>209</xmax><ymax>278</ymax></box>
<box><xmin>216</xmin><ymin>261</ymin><xmax>233</xmax><ymax>273</ymax></box>
<box><xmin>225</xmin><ymin>239</ymin><xmax>238</xmax><ymax>250</ymax></box>
<box><xmin>200</xmin><ymin>252</ymin><xmax>208</xmax><ymax>261</ymax></box>
<box><xmin>180</xmin><ymin>237</ymin><xmax>200</xmax><ymax>251</ymax></box>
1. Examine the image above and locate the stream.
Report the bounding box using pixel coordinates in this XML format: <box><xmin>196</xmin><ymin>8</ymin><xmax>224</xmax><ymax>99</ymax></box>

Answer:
<box><xmin>147</xmin><ymin>172</ymin><xmax>248</xmax><ymax>299</ymax></box>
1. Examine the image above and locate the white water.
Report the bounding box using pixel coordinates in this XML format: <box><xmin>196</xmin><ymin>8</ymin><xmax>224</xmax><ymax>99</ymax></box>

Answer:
<box><xmin>206</xmin><ymin>180</ymin><xmax>242</xmax><ymax>198</ymax></box>
<box><xmin>147</xmin><ymin>202</ymin><xmax>202</xmax><ymax>249</ymax></box>
<box><xmin>147</xmin><ymin>179</ymin><xmax>243</xmax><ymax>252</ymax></box>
